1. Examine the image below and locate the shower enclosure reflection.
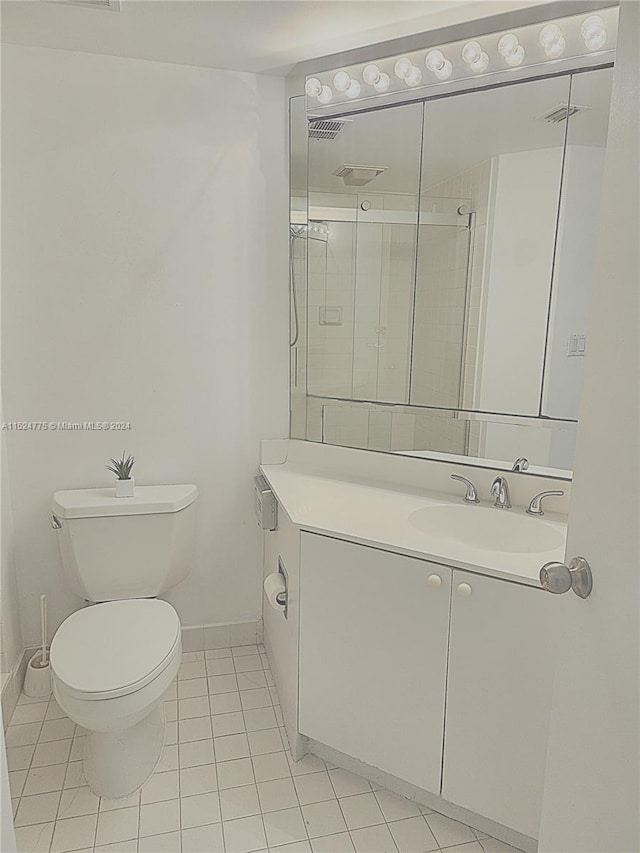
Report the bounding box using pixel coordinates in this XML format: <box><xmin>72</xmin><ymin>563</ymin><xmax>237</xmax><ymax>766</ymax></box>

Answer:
<box><xmin>289</xmin><ymin>66</ymin><xmax>613</xmax><ymax>475</ymax></box>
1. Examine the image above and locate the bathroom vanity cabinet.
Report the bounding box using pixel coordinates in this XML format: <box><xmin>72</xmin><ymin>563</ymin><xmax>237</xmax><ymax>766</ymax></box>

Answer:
<box><xmin>299</xmin><ymin>532</ymin><xmax>451</xmax><ymax>794</ymax></box>
<box><xmin>298</xmin><ymin>531</ymin><xmax>559</xmax><ymax>840</ymax></box>
<box><xmin>443</xmin><ymin>569</ymin><xmax>559</xmax><ymax>839</ymax></box>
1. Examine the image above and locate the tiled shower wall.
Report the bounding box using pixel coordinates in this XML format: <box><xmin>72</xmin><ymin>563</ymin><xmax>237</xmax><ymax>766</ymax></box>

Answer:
<box><xmin>319</xmin><ymin>402</ymin><xmax>468</xmax><ymax>457</ymax></box>
<box><xmin>410</xmin><ymin>196</ymin><xmax>470</xmax><ymax>411</ymax></box>
<box><xmin>452</xmin><ymin>162</ymin><xmax>493</xmax><ymax>411</ymax></box>
<box><xmin>411</xmin><ymin>160</ymin><xmax>492</xmax><ymax>455</ymax></box>
<box><xmin>306</xmin><ymin>217</ymin><xmax>355</xmax><ymax>399</ymax></box>
<box><xmin>320</xmin><ymin>405</ymin><xmax>417</xmax><ymax>452</ymax></box>
<box><xmin>352</xmin><ymin>221</ymin><xmax>415</xmax><ymax>404</ymax></box>
<box><xmin>305</xmin><ymin>192</ymin><xmax>416</xmax><ymax>405</ymax></box>
<box><xmin>297</xmin><ymin>164</ymin><xmax>493</xmax><ymax>457</ymax></box>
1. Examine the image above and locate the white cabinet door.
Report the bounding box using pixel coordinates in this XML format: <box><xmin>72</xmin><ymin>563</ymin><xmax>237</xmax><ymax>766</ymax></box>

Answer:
<box><xmin>299</xmin><ymin>532</ymin><xmax>451</xmax><ymax>793</ymax></box>
<box><xmin>442</xmin><ymin>570</ymin><xmax>559</xmax><ymax>839</ymax></box>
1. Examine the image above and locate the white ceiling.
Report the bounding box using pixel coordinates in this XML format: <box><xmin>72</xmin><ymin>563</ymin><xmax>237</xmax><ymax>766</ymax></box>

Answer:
<box><xmin>0</xmin><ymin>0</ymin><xmax>551</xmax><ymax>75</ymax></box>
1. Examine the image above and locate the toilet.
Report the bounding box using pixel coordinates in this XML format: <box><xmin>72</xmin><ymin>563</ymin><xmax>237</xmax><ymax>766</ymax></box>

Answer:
<box><xmin>49</xmin><ymin>484</ymin><xmax>198</xmax><ymax>799</ymax></box>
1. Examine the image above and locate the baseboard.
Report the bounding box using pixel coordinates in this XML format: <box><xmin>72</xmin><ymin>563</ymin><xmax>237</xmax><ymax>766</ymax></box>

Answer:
<box><xmin>306</xmin><ymin>738</ymin><xmax>537</xmax><ymax>853</ymax></box>
<box><xmin>181</xmin><ymin>618</ymin><xmax>263</xmax><ymax>653</ymax></box>
<box><xmin>1</xmin><ymin>648</ymin><xmax>32</xmax><ymax>730</ymax></box>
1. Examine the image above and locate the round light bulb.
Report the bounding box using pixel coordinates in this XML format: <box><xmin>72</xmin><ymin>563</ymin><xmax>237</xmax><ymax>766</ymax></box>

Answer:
<box><xmin>434</xmin><ymin>59</ymin><xmax>453</xmax><ymax>80</ymax></box>
<box><xmin>333</xmin><ymin>71</ymin><xmax>351</xmax><ymax>93</ymax></box>
<box><xmin>362</xmin><ymin>64</ymin><xmax>381</xmax><ymax>85</ymax></box>
<box><xmin>505</xmin><ymin>45</ymin><xmax>525</xmax><ymax>66</ymax></box>
<box><xmin>469</xmin><ymin>51</ymin><xmax>489</xmax><ymax>73</ymax></box>
<box><xmin>394</xmin><ymin>57</ymin><xmax>413</xmax><ymax>79</ymax></box>
<box><xmin>498</xmin><ymin>33</ymin><xmax>519</xmax><ymax>57</ymax></box>
<box><xmin>585</xmin><ymin>30</ymin><xmax>607</xmax><ymax>50</ymax></box>
<box><xmin>405</xmin><ymin>65</ymin><xmax>423</xmax><ymax>87</ymax></box>
<box><xmin>345</xmin><ymin>79</ymin><xmax>361</xmax><ymax>99</ymax></box>
<box><xmin>581</xmin><ymin>15</ymin><xmax>605</xmax><ymax>39</ymax></box>
<box><xmin>462</xmin><ymin>41</ymin><xmax>482</xmax><ymax>65</ymax></box>
<box><xmin>540</xmin><ymin>24</ymin><xmax>562</xmax><ymax>49</ymax></box>
<box><xmin>317</xmin><ymin>85</ymin><xmax>333</xmax><ymax>105</ymax></box>
<box><xmin>373</xmin><ymin>72</ymin><xmax>391</xmax><ymax>93</ymax></box>
<box><xmin>305</xmin><ymin>77</ymin><xmax>322</xmax><ymax>98</ymax></box>
<box><xmin>545</xmin><ymin>36</ymin><xmax>566</xmax><ymax>58</ymax></box>
<box><xmin>425</xmin><ymin>49</ymin><xmax>445</xmax><ymax>72</ymax></box>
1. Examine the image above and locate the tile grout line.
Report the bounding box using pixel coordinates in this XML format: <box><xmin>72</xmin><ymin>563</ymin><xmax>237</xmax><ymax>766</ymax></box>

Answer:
<box><xmin>12</xmin><ymin>648</ymin><xmax>511</xmax><ymax>853</ymax></box>
<box><xmin>210</xmin><ymin>646</ymin><xmax>272</xmax><ymax>853</ymax></box>
<box><xmin>13</xmin><ymin>695</ymin><xmax>66</xmax><ymax>838</ymax></box>
<box><xmin>285</xmin><ymin>739</ymin><xmax>312</xmax><ymax>851</ymax></box>
<box><xmin>9</xmin><ymin>697</ymin><xmax>46</xmax><ymax>815</ymax></box>
<box><xmin>205</xmin><ymin>685</ymin><xmax>225</xmax><ymax>853</ymax></box>
<box><xmin>175</xmin><ymin>696</ymin><xmax>184</xmax><ymax>853</ymax></box>
<box><xmin>328</xmin><ymin>767</ymin><xmax>402</xmax><ymax>853</ymax></box>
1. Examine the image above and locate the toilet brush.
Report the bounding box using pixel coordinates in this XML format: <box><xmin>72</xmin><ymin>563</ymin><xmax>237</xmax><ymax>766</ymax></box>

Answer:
<box><xmin>24</xmin><ymin>595</ymin><xmax>52</xmax><ymax>698</ymax></box>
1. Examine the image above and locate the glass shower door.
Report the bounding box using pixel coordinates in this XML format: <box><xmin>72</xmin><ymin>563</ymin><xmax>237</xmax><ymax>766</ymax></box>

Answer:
<box><xmin>352</xmin><ymin>212</ymin><xmax>417</xmax><ymax>404</ymax></box>
<box><xmin>306</xmin><ymin>101</ymin><xmax>424</xmax><ymax>414</ymax></box>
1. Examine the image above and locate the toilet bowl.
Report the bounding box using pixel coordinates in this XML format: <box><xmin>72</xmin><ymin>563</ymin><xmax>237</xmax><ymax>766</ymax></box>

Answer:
<box><xmin>50</xmin><ymin>598</ymin><xmax>182</xmax><ymax>799</ymax></box>
<box><xmin>50</xmin><ymin>482</ymin><xmax>197</xmax><ymax>798</ymax></box>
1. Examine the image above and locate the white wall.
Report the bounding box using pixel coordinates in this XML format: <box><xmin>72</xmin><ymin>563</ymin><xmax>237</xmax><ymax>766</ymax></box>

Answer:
<box><xmin>542</xmin><ymin>145</ymin><xmax>607</xmax><ymax>420</ymax></box>
<box><xmin>539</xmin><ymin>2</ymin><xmax>639</xmax><ymax>849</ymax></box>
<box><xmin>1</xmin><ymin>44</ymin><xmax>288</xmax><ymax>646</ymax></box>
<box><xmin>478</xmin><ymin>147</ymin><xmax>563</xmax><ymax>416</ymax></box>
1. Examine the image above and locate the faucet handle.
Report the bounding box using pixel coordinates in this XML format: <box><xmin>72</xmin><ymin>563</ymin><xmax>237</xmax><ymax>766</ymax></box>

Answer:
<box><xmin>527</xmin><ymin>490</ymin><xmax>565</xmax><ymax>517</ymax></box>
<box><xmin>490</xmin><ymin>476</ymin><xmax>512</xmax><ymax>510</ymax></box>
<box><xmin>450</xmin><ymin>474</ymin><xmax>480</xmax><ymax>504</ymax></box>
<box><xmin>512</xmin><ymin>457</ymin><xmax>529</xmax><ymax>472</ymax></box>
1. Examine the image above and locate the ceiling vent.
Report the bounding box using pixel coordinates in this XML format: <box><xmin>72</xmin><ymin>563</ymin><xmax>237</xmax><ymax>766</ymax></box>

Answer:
<box><xmin>536</xmin><ymin>103</ymin><xmax>592</xmax><ymax>123</ymax></box>
<box><xmin>308</xmin><ymin>120</ymin><xmax>350</xmax><ymax>140</ymax></box>
<box><xmin>333</xmin><ymin>164</ymin><xmax>388</xmax><ymax>187</ymax></box>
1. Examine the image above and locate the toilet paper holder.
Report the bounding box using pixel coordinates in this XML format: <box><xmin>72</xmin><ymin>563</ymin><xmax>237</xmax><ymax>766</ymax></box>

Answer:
<box><xmin>277</xmin><ymin>558</ymin><xmax>288</xmax><ymax>619</ymax></box>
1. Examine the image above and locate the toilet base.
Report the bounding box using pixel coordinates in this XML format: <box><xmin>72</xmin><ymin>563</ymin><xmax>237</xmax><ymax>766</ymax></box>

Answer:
<box><xmin>83</xmin><ymin>704</ymin><xmax>165</xmax><ymax>799</ymax></box>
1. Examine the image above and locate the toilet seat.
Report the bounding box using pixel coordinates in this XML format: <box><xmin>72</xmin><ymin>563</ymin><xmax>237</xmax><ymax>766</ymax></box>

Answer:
<box><xmin>51</xmin><ymin>599</ymin><xmax>181</xmax><ymax>701</ymax></box>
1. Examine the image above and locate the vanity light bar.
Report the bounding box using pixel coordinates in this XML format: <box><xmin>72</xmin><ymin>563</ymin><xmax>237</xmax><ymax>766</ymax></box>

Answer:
<box><xmin>305</xmin><ymin>6</ymin><xmax>617</xmax><ymax>111</ymax></box>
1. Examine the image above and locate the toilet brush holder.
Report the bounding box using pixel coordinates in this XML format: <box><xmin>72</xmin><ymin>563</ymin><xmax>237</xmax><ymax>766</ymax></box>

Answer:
<box><xmin>24</xmin><ymin>650</ymin><xmax>52</xmax><ymax>699</ymax></box>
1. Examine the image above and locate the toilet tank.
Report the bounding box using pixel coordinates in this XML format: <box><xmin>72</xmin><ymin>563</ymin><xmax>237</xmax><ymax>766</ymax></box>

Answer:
<box><xmin>51</xmin><ymin>485</ymin><xmax>198</xmax><ymax>602</ymax></box>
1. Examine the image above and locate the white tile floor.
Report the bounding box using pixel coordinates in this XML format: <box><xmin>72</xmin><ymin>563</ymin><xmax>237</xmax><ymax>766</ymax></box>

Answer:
<box><xmin>6</xmin><ymin>645</ymin><xmax>523</xmax><ymax>853</ymax></box>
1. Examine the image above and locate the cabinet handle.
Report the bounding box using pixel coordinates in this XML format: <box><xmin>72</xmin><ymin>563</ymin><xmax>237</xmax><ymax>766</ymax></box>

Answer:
<box><xmin>427</xmin><ymin>574</ymin><xmax>442</xmax><ymax>588</ymax></box>
<box><xmin>457</xmin><ymin>582</ymin><xmax>472</xmax><ymax>597</ymax></box>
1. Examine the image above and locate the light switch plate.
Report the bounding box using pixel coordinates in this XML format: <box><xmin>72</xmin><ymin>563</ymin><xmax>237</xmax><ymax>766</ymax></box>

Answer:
<box><xmin>567</xmin><ymin>333</ymin><xmax>586</xmax><ymax>357</ymax></box>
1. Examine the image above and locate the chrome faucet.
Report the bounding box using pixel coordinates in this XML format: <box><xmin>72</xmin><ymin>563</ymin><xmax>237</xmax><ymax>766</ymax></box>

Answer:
<box><xmin>512</xmin><ymin>457</ymin><xmax>529</xmax><ymax>472</ymax></box>
<box><xmin>490</xmin><ymin>476</ymin><xmax>512</xmax><ymax>509</ymax></box>
<box><xmin>450</xmin><ymin>474</ymin><xmax>480</xmax><ymax>504</ymax></box>
<box><xmin>527</xmin><ymin>490</ymin><xmax>564</xmax><ymax>516</ymax></box>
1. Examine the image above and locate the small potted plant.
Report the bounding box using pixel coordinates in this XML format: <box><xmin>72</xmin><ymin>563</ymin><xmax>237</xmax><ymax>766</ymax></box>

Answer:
<box><xmin>106</xmin><ymin>452</ymin><xmax>136</xmax><ymax>498</ymax></box>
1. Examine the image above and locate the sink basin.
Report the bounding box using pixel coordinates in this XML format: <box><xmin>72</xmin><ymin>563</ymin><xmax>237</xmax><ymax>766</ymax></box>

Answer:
<box><xmin>408</xmin><ymin>504</ymin><xmax>565</xmax><ymax>554</ymax></box>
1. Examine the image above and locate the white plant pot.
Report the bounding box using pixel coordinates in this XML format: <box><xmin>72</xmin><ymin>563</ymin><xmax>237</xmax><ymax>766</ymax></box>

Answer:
<box><xmin>115</xmin><ymin>478</ymin><xmax>135</xmax><ymax>498</ymax></box>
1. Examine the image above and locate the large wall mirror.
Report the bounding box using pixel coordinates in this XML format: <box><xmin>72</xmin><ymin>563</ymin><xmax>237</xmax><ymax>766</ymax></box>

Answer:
<box><xmin>290</xmin><ymin>67</ymin><xmax>613</xmax><ymax>477</ymax></box>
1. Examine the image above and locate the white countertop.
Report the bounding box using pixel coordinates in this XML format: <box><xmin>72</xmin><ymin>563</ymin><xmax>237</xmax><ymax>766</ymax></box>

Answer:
<box><xmin>260</xmin><ymin>463</ymin><xmax>568</xmax><ymax>588</ymax></box>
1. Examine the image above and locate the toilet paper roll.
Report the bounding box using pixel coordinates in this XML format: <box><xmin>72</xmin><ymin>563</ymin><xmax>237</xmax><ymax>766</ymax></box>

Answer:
<box><xmin>264</xmin><ymin>573</ymin><xmax>286</xmax><ymax>612</ymax></box>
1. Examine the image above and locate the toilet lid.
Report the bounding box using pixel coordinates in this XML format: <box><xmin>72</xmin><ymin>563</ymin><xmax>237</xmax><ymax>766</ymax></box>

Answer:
<box><xmin>50</xmin><ymin>599</ymin><xmax>181</xmax><ymax>700</ymax></box>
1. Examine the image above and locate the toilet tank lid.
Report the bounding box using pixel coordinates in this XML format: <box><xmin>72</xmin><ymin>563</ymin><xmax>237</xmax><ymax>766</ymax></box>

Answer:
<box><xmin>52</xmin><ymin>484</ymin><xmax>198</xmax><ymax>519</ymax></box>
